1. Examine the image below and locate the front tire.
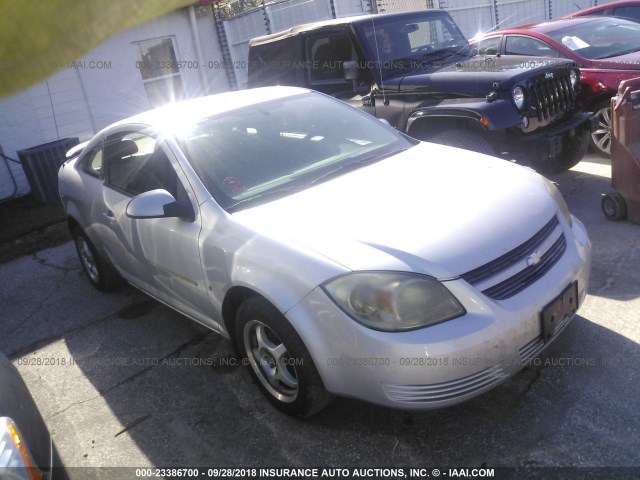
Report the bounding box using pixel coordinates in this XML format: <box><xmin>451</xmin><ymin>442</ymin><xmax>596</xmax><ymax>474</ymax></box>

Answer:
<box><xmin>72</xmin><ymin>227</ymin><xmax>122</xmax><ymax>291</ymax></box>
<box><xmin>235</xmin><ymin>297</ymin><xmax>333</xmax><ymax>417</ymax></box>
<box><xmin>539</xmin><ymin>128</ymin><xmax>590</xmax><ymax>174</ymax></box>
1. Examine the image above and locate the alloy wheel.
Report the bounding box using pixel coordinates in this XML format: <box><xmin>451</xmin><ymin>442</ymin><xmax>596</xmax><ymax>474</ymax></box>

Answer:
<box><xmin>76</xmin><ymin>236</ymin><xmax>100</xmax><ymax>283</ymax></box>
<box><xmin>591</xmin><ymin>106</ymin><xmax>611</xmax><ymax>156</ymax></box>
<box><xmin>243</xmin><ymin>319</ymin><xmax>299</xmax><ymax>403</ymax></box>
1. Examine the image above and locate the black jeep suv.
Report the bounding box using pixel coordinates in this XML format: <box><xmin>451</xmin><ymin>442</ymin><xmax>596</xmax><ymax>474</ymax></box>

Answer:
<box><xmin>247</xmin><ymin>10</ymin><xmax>594</xmax><ymax>173</ymax></box>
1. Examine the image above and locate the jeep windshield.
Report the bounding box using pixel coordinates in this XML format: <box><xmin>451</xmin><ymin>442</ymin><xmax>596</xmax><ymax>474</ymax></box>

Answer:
<box><xmin>178</xmin><ymin>92</ymin><xmax>415</xmax><ymax>212</ymax></box>
<box><xmin>353</xmin><ymin>11</ymin><xmax>470</xmax><ymax>80</ymax></box>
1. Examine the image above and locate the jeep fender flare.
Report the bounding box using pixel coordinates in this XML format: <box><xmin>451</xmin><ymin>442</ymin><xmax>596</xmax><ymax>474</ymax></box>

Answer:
<box><xmin>405</xmin><ymin>99</ymin><xmax>523</xmax><ymax>137</ymax></box>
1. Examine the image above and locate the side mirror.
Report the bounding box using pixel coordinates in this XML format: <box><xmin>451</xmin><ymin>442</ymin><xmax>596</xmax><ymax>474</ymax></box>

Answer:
<box><xmin>126</xmin><ymin>189</ymin><xmax>195</xmax><ymax>222</ymax></box>
<box><xmin>343</xmin><ymin>60</ymin><xmax>360</xmax><ymax>81</ymax></box>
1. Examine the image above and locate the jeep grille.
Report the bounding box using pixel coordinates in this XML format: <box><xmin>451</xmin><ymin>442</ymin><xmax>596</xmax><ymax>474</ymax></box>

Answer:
<box><xmin>528</xmin><ymin>72</ymin><xmax>577</xmax><ymax>123</ymax></box>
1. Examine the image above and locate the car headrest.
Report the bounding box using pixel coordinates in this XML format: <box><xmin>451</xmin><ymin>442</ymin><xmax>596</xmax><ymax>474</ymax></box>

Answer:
<box><xmin>113</xmin><ymin>139</ymin><xmax>138</xmax><ymax>159</ymax></box>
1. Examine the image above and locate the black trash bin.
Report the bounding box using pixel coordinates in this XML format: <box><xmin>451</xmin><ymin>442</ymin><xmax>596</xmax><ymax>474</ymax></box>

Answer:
<box><xmin>602</xmin><ymin>77</ymin><xmax>640</xmax><ymax>225</ymax></box>
<box><xmin>17</xmin><ymin>137</ymin><xmax>80</xmax><ymax>204</ymax></box>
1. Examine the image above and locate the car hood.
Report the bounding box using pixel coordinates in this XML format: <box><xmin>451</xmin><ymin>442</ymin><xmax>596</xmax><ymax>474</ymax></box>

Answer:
<box><xmin>232</xmin><ymin>143</ymin><xmax>557</xmax><ymax>279</ymax></box>
<box><xmin>392</xmin><ymin>55</ymin><xmax>574</xmax><ymax>95</ymax></box>
<box><xmin>589</xmin><ymin>51</ymin><xmax>640</xmax><ymax>71</ymax></box>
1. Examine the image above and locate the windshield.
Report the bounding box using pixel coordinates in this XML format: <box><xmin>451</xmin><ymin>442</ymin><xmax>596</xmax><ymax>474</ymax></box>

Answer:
<box><xmin>179</xmin><ymin>93</ymin><xmax>414</xmax><ymax>211</ymax></box>
<box><xmin>353</xmin><ymin>12</ymin><xmax>470</xmax><ymax>81</ymax></box>
<box><xmin>547</xmin><ymin>18</ymin><xmax>640</xmax><ymax>59</ymax></box>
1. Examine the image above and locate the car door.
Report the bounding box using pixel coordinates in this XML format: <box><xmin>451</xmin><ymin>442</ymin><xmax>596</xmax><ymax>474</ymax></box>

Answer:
<box><xmin>100</xmin><ymin>129</ymin><xmax>216</xmax><ymax>327</ymax></box>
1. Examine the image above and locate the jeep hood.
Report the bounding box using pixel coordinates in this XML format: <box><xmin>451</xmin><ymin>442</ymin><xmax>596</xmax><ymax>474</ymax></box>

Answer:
<box><xmin>391</xmin><ymin>55</ymin><xmax>573</xmax><ymax>95</ymax></box>
<box><xmin>231</xmin><ymin>142</ymin><xmax>558</xmax><ymax>279</ymax></box>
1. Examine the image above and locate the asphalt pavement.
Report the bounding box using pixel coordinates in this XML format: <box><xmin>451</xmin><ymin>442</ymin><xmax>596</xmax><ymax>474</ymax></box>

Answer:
<box><xmin>0</xmin><ymin>153</ymin><xmax>638</xmax><ymax>479</ymax></box>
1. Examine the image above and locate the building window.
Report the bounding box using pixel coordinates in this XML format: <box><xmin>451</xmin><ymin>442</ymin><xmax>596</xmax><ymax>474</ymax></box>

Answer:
<box><xmin>134</xmin><ymin>37</ymin><xmax>184</xmax><ymax>107</ymax></box>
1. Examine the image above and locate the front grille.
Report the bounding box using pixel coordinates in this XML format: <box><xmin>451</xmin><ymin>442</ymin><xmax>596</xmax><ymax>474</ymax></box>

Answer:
<box><xmin>383</xmin><ymin>365</ymin><xmax>508</xmax><ymax>403</ymax></box>
<box><xmin>462</xmin><ymin>215</ymin><xmax>566</xmax><ymax>301</ymax></box>
<box><xmin>528</xmin><ymin>73</ymin><xmax>577</xmax><ymax>122</ymax></box>
<box><xmin>484</xmin><ymin>235</ymin><xmax>566</xmax><ymax>300</ymax></box>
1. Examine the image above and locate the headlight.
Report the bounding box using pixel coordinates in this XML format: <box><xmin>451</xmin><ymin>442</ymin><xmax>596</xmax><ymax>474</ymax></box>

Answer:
<box><xmin>0</xmin><ymin>417</ymin><xmax>45</xmax><ymax>480</ymax></box>
<box><xmin>569</xmin><ymin>69</ymin><xmax>578</xmax><ymax>88</ymax></box>
<box><xmin>323</xmin><ymin>272</ymin><xmax>465</xmax><ymax>331</ymax></box>
<box><xmin>543</xmin><ymin>177</ymin><xmax>573</xmax><ymax>226</ymax></box>
<box><xmin>512</xmin><ymin>86</ymin><xmax>525</xmax><ymax>110</ymax></box>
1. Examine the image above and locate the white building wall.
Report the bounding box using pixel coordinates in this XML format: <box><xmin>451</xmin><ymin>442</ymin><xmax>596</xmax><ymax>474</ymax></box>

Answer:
<box><xmin>0</xmin><ymin>7</ymin><xmax>228</xmax><ymax>201</ymax></box>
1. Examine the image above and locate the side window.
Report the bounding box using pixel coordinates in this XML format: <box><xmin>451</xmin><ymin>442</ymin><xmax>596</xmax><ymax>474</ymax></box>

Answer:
<box><xmin>81</xmin><ymin>145</ymin><xmax>103</xmax><ymax>178</ymax></box>
<box><xmin>247</xmin><ymin>39</ymin><xmax>304</xmax><ymax>88</ymax></box>
<box><xmin>104</xmin><ymin>132</ymin><xmax>181</xmax><ymax>198</ymax></box>
<box><xmin>474</xmin><ymin>36</ymin><xmax>501</xmax><ymax>55</ymax></box>
<box><xmin>307</xmin><ymin>34</ymin><xmax>355</xmax><ymax>83</ymax></box>
<box><xmin>505</xmin><ymin>36</ymin><xmax>560</xmax><ymax>57</ymax></box>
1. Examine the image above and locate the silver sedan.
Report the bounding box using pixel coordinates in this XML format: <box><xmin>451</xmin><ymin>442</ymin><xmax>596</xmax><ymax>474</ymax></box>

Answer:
<box><xmin>58</xmin><ymin>86</ymin><xmax>591</xmax><ymax>416</ymax></box>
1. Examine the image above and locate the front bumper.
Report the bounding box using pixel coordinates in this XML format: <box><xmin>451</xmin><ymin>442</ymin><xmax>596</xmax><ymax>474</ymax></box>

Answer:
<box><xmin>286</xmin><ymin>216</ymin><xmax>591</xmax><ymax>410</ymax></box>
<box><xmin>501</xmin><ymin>112</ymin><xmax>596</xmax><ymax>160</ymax></box>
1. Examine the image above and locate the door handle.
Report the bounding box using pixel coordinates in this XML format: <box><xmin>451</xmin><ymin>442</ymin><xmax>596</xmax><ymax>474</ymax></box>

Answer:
<box><xmin>102</xmin><ymin>210</ymin><xmax>116</xmax><ymax>223</ymax></box>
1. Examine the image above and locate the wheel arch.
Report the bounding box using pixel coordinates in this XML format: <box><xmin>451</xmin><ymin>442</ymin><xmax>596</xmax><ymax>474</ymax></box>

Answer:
<box><xmin>583</xmin><ymin>93</ymin><xmax>613</xmax><ymax>112</ymax></box>
<box><xmin>66</xmin><ymin>215</ymin><xmax>80</xmax><ymax>234</ymax></box>
<box><xmin>406</xmin><ymin>113</ymin><xmax>487</xmax><ymax>141</ymax></box>
<box><xmin>221</xmin><ymin>285</ymin><xmax>260</xmax><ymax>349</ymax></box>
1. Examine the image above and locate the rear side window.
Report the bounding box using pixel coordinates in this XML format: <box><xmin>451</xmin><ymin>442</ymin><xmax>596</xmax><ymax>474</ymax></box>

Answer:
<box><xmin>614</xmin><ymin>6</ymin><xmax>640</xmax><ymax>22</ymax></box>
<box><xmin>81</xmin><ymin>145</ymin><xmax>103</xmax><ymax>178</ymax></box>
<box><xmin>307</xmin><ymin>34</ymin><xmax>355</xmax><ymax>83</ymax></box>
<box><xmin>505</xmin><ymin>36</ymin><xmax>560</xmax><ymax>57</ymax></box>
<box><xmin>247</xmin><ymin>38</ymin><xmax>304</xmax><ymax>88</ymax></box>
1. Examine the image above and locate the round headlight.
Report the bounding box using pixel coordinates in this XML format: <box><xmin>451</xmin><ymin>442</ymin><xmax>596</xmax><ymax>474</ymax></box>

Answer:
<box><xmin>569</xmin><ymin>69</ymin><xmax>578</xmax><ymax>88</ymax></box>
<box><xmin>512</xmin><ymin>86</ymin><xmax>525</xmax><ymax>110</ymax></box>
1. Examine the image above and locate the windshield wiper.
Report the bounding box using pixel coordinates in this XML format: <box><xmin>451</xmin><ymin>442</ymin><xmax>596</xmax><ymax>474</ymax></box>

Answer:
<box><xmin>226</xmin><ymin>148</ymin><xmax>409</xmax><ymax>212</ymax></box>
<box><xmin>309</xmin><ymin>148</ymin><xmax>408</xmax><ymax>186</ymax></box>
<box><xmin>388</xmin><ymin>47</ymin><xmax>469</xmax><ymax>72</ymax></box>
<box><xmin>225</xmin><ymin>185</ymin><xmax>305</xmax><ymax>213</ymax></box>
<box><xmin>420</xmin><ymin>46</ymin><xmax>470</xmax><ymax>64</ymax></box>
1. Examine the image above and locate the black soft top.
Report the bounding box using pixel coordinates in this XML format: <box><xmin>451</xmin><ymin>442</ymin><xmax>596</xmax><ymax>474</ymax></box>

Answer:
<box><xmin>248</xmin><ymin>10</ymin><xmax>447</xmax><ymax>47</ymax></box>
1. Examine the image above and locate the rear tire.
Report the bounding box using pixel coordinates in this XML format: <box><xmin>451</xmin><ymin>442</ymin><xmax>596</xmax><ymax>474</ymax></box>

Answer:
<box><xmin>235</xmin><ymin>297</ymin><xmax>334</xmax><ymax>417</ymax></box>
<box><xmin>429</xmin><ymin>129</ymin><xmax>496</xmax><ymax>156</ymax></box>
<box><xmin>72</xmin><ymin>227</ymin><xmax>122</xmax><ymax>291</ymax></box>
<box><xmin>601</xmin><ymin>192</ymin><xmax>627</xmax><ymax>221</ymax></box>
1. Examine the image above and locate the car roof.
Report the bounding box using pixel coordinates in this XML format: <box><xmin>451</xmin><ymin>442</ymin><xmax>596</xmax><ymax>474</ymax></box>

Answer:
<box><xmin>249</xmin><ymin>10</ymin><xmax>450</xmax><ymax>46</ymax></box>
<box><xmin>567</xmin><ymin>0</ymin><xmax>640</xmax><ymax>17</ymax></box>
<box><xmin>109</xmin><ymin>86</ymin><xmax>312</xmax><ymax>132</ymax></box>
<box><xmin>479</xmin><ymin>15</ymin><xmax>625</xmax><ymax>36</ymax></box>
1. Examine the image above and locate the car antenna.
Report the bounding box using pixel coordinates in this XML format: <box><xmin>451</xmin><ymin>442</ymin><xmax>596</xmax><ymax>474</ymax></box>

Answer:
<box><xmin>370</xmin><ymin>17</ymin><xmax>389</xmax><ymax>106</ymax></box>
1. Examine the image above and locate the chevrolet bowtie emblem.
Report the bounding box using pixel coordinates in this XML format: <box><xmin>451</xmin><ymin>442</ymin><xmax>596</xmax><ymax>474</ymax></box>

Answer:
<box><xmin>526</xmin><ymin>251</ymin><xmax>543</xmax><ymax>267</ymax></box>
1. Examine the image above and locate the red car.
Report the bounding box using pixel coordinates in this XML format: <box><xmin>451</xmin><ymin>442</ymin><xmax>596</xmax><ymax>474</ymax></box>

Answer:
<box><xmin>471</xmin><ymin>16</ymin><xmax>640</xmax><ymax>156</ymax></box>
<box><xmin>565</xmin><ymin>0</ymin><xmax>640</xmax><ymax>23</ymax></box>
